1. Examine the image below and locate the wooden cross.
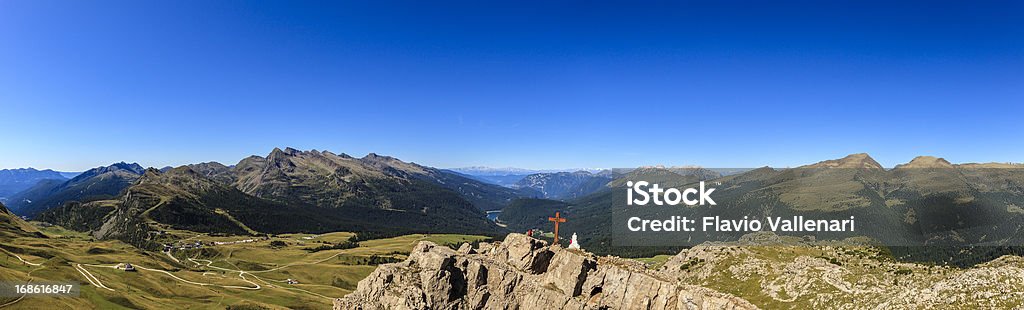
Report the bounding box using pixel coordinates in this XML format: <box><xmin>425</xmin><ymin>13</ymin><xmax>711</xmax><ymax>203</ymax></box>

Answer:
<box><xmin>548</xmin><ymin>212</ymin><xmax>567</xmax><ymax>244</ymax></box>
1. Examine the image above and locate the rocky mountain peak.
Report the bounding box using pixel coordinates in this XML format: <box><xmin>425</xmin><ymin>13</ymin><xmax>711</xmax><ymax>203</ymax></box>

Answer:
<box><xmin>361</xmin><ymin>152</ymin><xmax>396</xmax><ymax>161</ymax></box>
<box><xmin>71</xmin><ymin>162</ymin><xmax>145</xmax><ymax>182</ymax></box>
<box><xmin>138</xmin><ymin>166</ymin><xmax>206</xmax><ymax>185</ymax></box>
<box><xmin>896</xmin><ymin>156</ymin><xmax>954</xmax><ymax>169</ymax></box>
<box><xmin>110</xmin><ymin>162</ymin><xmax>145</xmax><ymax>172</ymax></box>
<box><xmin>319</xmin><ymin>150</ymin><xmax>352</xmax><ymax>159</ymax></box>
<box><xmin>166</xmin><ymin>166</ymin><xmax>201</xmax><ymax>176</ymax></box>
<box><xmin>266</xmin><ymin>147</ymin><xmax>336</xmax><ymax>161</ymax></box>
<box><xmin>142</xmin><ymin>167</ymin><xmax>162</xmax><ymax>177</ymax></box>
<box><xmin>268</xmin><ymin>147</ymin><xmax>302</xmax><ymax>157</ymax></box>
<box><xmin>806</xmin><ymin>153</ymin><xmax>883</xmax><ymax>169</ymax></box>
<box><xmin>266</xmin><ymin>148</ymin><xmax>299</xmax><ymax>166</ymax></box>
<box><xmin>190</xmin><ymin>161</ymin><xmax>228</xmax><ymax>170</ymax></box>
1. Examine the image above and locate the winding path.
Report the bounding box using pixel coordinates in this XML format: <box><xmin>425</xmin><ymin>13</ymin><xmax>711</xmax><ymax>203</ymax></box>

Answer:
<box><xmin>4</xmin><ymin>236</ymin><xmax>347</xmax><ymax>303</ymax></box>
<box><xmin>0</xmin><ymin>279</ymin><xmax>32</xmax><ymax>308</ymax></box>
<box><xmin>0</xmin><ymin>248</ymin><xmax>42</xmax><ymax>266</ymax></box>
<box><xmin>0</xmin><ymin>249</ymin><xmax>46</xmax><ymax>308</ymax></box>
<box><xmin>75</xmin><ymin>264</ymin><xmax>114</xmax><ymax>291</ymax></box>
<box><xmin>187</xmin><ymin>255</ymin><xmax>340</xmax><ymax>300</ymax></box>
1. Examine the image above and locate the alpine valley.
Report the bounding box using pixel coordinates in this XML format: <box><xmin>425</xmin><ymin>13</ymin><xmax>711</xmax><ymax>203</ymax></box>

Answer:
<box><xmin>22</xmin><ymin>148</ymin><xmax>532</xmax><ymax>249</ymax></box>
<box><xmin>3</xmin><ymin>150</ymin><xmax>1024</xmax><ymax>309</ymax></box>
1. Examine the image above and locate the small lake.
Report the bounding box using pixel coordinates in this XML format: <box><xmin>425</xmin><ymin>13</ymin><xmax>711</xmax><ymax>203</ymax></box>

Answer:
<box><xmin>486</xmin><ymin>210</ymin><xmax>502</xmax><ymax>221</ymax></box>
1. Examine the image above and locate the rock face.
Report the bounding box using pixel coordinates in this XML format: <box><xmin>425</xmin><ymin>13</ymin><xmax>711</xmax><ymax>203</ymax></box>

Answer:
<box><xmin>334</xmin><ymin>233</ymin><xmax>757</xmax><ymax>310</ymax></box>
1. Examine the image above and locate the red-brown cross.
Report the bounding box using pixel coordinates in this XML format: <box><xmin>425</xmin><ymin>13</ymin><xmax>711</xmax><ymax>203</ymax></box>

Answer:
<box><xmin>548</xmin><ymin>212</ymin><xmax>567</xmax><ymax>244</ymax></box>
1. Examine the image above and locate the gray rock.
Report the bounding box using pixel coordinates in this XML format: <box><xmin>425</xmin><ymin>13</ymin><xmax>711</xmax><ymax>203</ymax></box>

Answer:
<box><xmin>457</xmin><ymin>242</ymin><xmax>476</xmax><ymax>255</ymax></box>
<box><xmin>334</xmin><ymin>233</ymin><xmax>757</xmax><ymax>310</ymax></box>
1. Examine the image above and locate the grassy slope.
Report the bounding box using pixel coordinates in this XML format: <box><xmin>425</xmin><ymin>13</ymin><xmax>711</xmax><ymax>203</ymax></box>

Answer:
<box><xmin>0</xmin><ymin>223</ymin><xmax>487</xmax><ymax>309</ymax></box>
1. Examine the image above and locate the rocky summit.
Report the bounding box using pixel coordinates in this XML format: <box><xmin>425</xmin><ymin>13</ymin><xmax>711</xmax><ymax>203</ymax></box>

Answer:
<box><xmin>334</xmin><ymin>232</ymin><xmax>1024</xmax><ymax>309</ymax></box>
<box><xmin>334</xmin><ymin>233</ymin><xmax>756</xmax><ymax>310</ymax></box>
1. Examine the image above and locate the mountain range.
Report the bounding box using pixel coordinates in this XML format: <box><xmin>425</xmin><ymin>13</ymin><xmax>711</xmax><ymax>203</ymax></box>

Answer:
<box><xmin>0</xmin><ymin>168</ymin><xmax>68</xmax><ymax>200</ymax></box>
<box><xmin>6</xmin><ymin>150</ymin><xmax>1024</xmax><ymax>267</ymax></box>
<box><xmin>512</xmin><ymin>170</ymin><xmax>614</xmax><ymax>200</ymax></box>
<box><xmin>449</xmin><ymin>166</ymin><xmax>555</xmax><ymax>176</ymax></box>
<box><xmin>6</xmin><ymin>163</ymin><xmax>146</xmax><ymax>217</ymax></box>
<box><xmin>451</xmin><ymin>167</ymin><xmax>607</xmax><ymax>187</ymax></box>
<box><xmin>500</xmin><ymin>154</ymin><xmax>1024</xmax><ymax>265</ymax></box>
<box><xmin>30</xmin><ymin>148</ymin><xmax>527</xmax><ymax>248</ymax></box>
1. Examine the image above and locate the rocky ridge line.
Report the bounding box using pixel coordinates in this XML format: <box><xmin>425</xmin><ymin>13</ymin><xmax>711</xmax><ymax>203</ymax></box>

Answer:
<box><xmin>334</xmin><ymin>233</ymin><xmax>756</xmax><ymax>309</ymax></box>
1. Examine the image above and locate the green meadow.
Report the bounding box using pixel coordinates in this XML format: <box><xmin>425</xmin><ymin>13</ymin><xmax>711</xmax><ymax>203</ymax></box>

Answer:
<box><xmin>0</xmin><ymin>224</ymin><xmax>488</xmax><ymax>309</ymax></box>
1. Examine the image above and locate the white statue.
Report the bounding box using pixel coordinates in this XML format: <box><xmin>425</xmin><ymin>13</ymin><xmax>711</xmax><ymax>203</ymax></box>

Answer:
<box><xmin>567</xmin><ymin>233</ymin><xmax>581</xmax><ymax>250</ymax></box>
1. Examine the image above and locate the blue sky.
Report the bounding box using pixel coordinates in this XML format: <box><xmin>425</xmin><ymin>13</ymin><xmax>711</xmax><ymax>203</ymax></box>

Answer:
<box><xmin>1</xmin><ymin>1</ymin><xmax>1022</xmax><ymax>171</ymax></box>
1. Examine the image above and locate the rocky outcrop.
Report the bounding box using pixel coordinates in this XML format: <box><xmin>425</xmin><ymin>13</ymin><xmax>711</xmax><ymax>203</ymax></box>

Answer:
<box><xmin>334</xmin><ymin>233</ymin><xmax>757</xmax><ymax>310</ymax></box>
<box><xmin>660</xmin><ymin>242</ymin><xmax>1024</xmax><ymax>309</ymax></box>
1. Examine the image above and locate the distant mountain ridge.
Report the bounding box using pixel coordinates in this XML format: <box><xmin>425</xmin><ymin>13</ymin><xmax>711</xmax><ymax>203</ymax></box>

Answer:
<box><xmin>513</xmin><ymin>170</ymin><xmax>614</xmax><ymax>200</ymax></box>
<box><xmin>502</xmin><ymin>153</ymin><xmax>1024</xmax><ymax>265</ymax></box>
<box><xmin>450</xmin><ymin>167</ymin><xmax>558</xmax><ymax>176</ymax></box>
<box><xmin>451</xmin><ymin>167</ymin><xmax>608</xmax><ymax>187</ymax></box>
<box><xmin>7</xmin><ymin>162</ymin><xmax>145</xmax><ymax>217</ymax></box>
<box><xmin>58</xmin><ymin>171</ymin><xmax>81</xmax><ymax>179</ymax></box>
<box><xmin>0</xmin><ymin>168</ymin><xmax>68</xmax><ymax>199</ymax></box>
<box><xmin>38</xmin><ymin>148</ymin><xmax>521</xmax><ymax>248</ymax></box>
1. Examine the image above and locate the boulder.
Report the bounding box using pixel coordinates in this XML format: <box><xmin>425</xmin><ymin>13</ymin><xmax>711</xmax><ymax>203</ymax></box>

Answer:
<box><xmin>495</xmin><ymin>233</ymin><xmax>555</xmax><ymax>274</ymax></box>
<box><xmin>457</xmin><ymin>242</ymin><xmax>476</xmax><ymax>255</ymax></box>
<box><xmin>543</xmin><ymin>248</ymin><xmax>597</xmax><ymax>297</ymax></box>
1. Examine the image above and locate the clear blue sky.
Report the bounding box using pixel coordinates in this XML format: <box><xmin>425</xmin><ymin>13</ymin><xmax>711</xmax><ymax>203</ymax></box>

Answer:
<box><xmin>1</xmin><ymin>1</ymin><xmax>1021</xmax><ymax>171</ymax></box>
